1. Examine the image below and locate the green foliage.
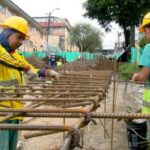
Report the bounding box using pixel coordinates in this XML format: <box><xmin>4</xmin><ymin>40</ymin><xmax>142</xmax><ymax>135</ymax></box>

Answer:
<box><xmin>119</xmin><ymin>63</ymin><xmax>139</xmax><ymax>80</ymax></box>
<box><xmin>84</xmin><ymin>0</ymin><xmax>150</xmax><ymax>46</ymax></box>
<box><xmin>84</xmin><ymin>0</ymin><xmax>150</xmax><ymax>29</ymax></box>
<box><xmin>71</xmin><ymin>23</ymin><xmax>102</xmax><ymax>52</ymax></box>
<box><xmin>139</xmin><ymin>36</ymin><xmax>149</xmax><ymax>48</ymax></box>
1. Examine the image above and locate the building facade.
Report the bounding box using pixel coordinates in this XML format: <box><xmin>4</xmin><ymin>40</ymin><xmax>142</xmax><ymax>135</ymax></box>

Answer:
<box><xmin>34</xmin><ymin>16</ymin><xmax>79</xmax><ymax>52</ymax></box>
<box><xmin>0</xmin><ymin>0</ymin><xmax>46</xmax><ymax>53</ymax></box>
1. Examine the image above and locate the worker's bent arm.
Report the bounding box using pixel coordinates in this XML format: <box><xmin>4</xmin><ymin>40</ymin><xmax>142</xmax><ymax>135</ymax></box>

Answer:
<box><xmin>0</xmin><ymin>50</ymin><xmax>28</xmax><ymax>69</ymax></box>
<box><xmin>134</xmin><ymin>44</ymin><xmax>150</xmax><ymax>82</ymax></box>
<box><xmin>132</xmin><ymin>67</ymin><xmax>150</xmax><ymax>82</ymax></box>
<box><xmin>18</xmin><ymin>53</ymin><xmax>49</xmax><ymax>77</ymax></box>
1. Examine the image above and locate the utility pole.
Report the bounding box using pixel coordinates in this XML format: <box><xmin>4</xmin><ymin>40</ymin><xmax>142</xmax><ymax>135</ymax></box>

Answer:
<box><xmin>117</xmin><ymin>32</ymin><xmax>121</xmax><ymax>51</ymax></box>
<box><xmin>46</xmin><ymin>12</ymin><xmax>51</xmax><ymax>49</ymax></box>
<box><xmin>112</xmin><ymin>27</ymin><xmax>122</xmax><ymax>52</ymax></box>
<box><xmin>46</xmin><ymin>8</ymin><xmax>60</xmax><ymax>51</ymax></box>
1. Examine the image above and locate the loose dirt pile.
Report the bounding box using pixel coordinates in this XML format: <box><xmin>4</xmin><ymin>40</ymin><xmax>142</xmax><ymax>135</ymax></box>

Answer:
<box><xmin>95</xmin><ymin>59</ymin><xmax>118</xmax><ymax>70</ymax></box>
<box><xmin>55</xmin><ymin>60</ymin><xmax>96</xmax><ymax>71</ymax></box>
<box><xmin>26</xmin><ymin>56</ymin><xmax>117</xmax><ymax>72</ymax></box>
<box><xmin>55</xmin><ymin>59</ymin><xmax>117</xmax><ymax>72</ymax></box>
<box><xmin>26</xmin><ymin>56</ymin><xmax>50</xmax><ymax>69</ymax></box>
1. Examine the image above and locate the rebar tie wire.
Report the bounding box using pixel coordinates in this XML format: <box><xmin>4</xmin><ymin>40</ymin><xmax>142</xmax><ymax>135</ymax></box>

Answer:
<box><xmin>66</xmin><ymin>129</ymin><xmax>83</xmax><ymax>149</ymax></box>
<box><xmin>81</xmin><ymin>112</ymin><xmax>97</xmax><ymax>128</ymax></box>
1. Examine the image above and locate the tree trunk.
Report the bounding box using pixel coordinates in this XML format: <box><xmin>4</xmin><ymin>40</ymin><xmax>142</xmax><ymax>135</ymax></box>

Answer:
<box><xmin>123</xmin><ymin>27</ymin><xmax>130</xmax><ymax>48</ymax></box>
<box><xmin>129</xmin><ymin>25</ymin><xmax>135</xmax><ymax>47</ymax></box>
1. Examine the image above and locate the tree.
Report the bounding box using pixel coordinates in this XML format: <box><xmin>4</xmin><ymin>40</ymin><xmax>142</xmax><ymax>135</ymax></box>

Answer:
<box><xmin>84</xmin><ymin>0</ymin><xmax>150</xmax><ymax>47</ymax></box>
<box><xmin>71</xmin><ymin>23</ymin><xmax>102</xmax><ymax>52</ymax></box>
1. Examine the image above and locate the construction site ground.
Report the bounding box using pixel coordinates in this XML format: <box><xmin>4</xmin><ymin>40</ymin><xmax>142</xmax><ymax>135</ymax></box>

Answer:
<box><xmin>21</xmin><ymin>81</ymin><xmax>129</xmax><ymax>150</ymax></box>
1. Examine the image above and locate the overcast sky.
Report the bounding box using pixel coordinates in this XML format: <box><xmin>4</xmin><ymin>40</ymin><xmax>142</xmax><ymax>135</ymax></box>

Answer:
<box><xmin>12</xmin><ymin>0</ymin><xmax>124</xmax><ymax>49</ymax></box>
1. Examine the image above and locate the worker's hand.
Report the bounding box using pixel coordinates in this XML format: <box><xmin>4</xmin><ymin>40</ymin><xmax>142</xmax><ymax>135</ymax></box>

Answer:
<box><xmin>26</xmin><ymin>69</ymin><xmax>38</xmax><ymax>81</ymax></box>
<box><xmin>48</xmin><ymin>70</ymin><xmax>60</xmax><ymax>79</ymax></box>
<box><xmin>132</xmin><ymin>73</ymin><xmax>139</xmax><ymax>81</ymax></box>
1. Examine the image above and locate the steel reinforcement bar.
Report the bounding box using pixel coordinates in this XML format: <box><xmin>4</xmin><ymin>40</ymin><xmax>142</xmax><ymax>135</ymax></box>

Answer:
<box><xmin>0</xmin><ymin>112</ymin><xmax>150</xmax><ymax>119</ymax></box>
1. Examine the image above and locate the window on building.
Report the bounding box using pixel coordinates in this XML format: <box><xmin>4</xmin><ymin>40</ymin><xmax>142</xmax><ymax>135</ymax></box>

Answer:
<box><xmin>34</xmin><ymin>17</ymin><xmax>49</xmax><ymax>23</ymax></box>
<box><xmin>59</xmin><ymin>36</ymin><xmax>65</xmax><ymax>50</ymax></box>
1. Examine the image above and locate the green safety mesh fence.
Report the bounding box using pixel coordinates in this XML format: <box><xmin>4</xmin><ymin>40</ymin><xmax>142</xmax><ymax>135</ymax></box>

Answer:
<box><xmin>114</xmin><ymin>47</ymin><xmax>144</xmax><ymax>64</ymax></box>
<box><xmin>20</xmin><ymin>51</ymin><xmax>97</xmax><ymax>62</ymax></box>
<box><xmin>21</xmin><ymin>47</ymin><xmax>145</xmax><ymax>63</ymax></box>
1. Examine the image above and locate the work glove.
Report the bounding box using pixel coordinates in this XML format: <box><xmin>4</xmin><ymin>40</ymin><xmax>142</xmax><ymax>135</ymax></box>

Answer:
<box><xmin>38</xmin><ymin>69</ymin><xmax>60</xmax><ymax>79</ymax></box>
<box><xmin>26</xmin><ymin>69</ymin><xmax>38</xmax><ymax>81</ymax></box>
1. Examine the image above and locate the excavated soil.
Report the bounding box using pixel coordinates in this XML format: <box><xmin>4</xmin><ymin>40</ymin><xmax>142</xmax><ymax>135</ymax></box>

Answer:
<box><xmin>26</xmin><ymin>56</ymin><xmax>50</xmax><ymax>69</ymax></box>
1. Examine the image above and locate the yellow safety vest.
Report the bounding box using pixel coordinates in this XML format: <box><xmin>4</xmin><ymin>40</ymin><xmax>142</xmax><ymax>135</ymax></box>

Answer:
<box><xmin>142</xmin><ymin>88</ymin><xmax>150</xmax><ymax>113</ymax></box>
<box><xmin>0</xmin><ymin>45</ymin><xmax>38</xmax><ymax>120</ymax></box>
<box><xmin>57</xmin><ymin>61</ymin><xmax>62</xmax><ymax>66</ymax></box>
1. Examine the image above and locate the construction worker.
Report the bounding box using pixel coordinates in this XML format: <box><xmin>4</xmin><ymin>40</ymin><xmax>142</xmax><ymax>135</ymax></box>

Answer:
<box><xmin>49</xmin><ymin>54</ymin><xmax>57</xmax><ymax>69</ymax></box>
<box><xmin>57</xmin><ymin>59</ymin><xmax>63</xmax><ymax>66</ymax></box>
<box><xmin>132</xmin><ymin>12</ymin><xmax>150</xmax><ymax>149</ymax></box>
<box><xmin>0</xmin><ymin>16</ymin><xmax>59</xmax><ymax>150</ymax></box>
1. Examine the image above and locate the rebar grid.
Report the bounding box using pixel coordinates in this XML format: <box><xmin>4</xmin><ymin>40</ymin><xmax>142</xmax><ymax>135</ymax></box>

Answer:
<box><xmin>0</xmin><ymin>70</ymin><xmax>114</xmax><ymax>149</ymax></box>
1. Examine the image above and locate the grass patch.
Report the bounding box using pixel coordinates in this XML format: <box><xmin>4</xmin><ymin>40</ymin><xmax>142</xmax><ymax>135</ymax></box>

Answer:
<box><xmin>119</xmin><ymin>63</ymin><xmax>139</xmax><ymax>80</ymax></box>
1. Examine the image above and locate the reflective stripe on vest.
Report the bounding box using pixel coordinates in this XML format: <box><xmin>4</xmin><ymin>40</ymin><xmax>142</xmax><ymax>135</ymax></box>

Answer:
<box><xmin>142</xmin><ymin>89</ymin><xmax>150</xmax><ymax>113</ymax></box>
<box><xmin>0</xmin><ymin>79</ymin><xmax>18</xmax><ymax>87</ymax></box>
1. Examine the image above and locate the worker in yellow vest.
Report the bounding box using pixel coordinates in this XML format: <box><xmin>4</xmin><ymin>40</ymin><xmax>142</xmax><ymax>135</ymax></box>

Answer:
<box><xmin>0</xmin><ymin>16</ymin><xmax>59</xmax><ymax>150</ymax></box>
<box><xmin>57</xmin><ymin>59</ymin><xmax>63</xmax><ymax>66</ymax></box>
<box><xmin>132</xmin><ymin>12</ymin><xmax>150</xmax><ymax>149</ymax></box>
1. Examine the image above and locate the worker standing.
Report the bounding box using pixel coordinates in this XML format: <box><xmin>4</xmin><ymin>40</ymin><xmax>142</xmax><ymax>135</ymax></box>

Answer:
<box><xmin>132</xmin><ymin>12</ymin><xmax>150</xmax><ymax>149</ymax></box>
<box><xmin>50</xmin><ymin>54</ymin><xmax>57</xmax><ymax>69</ymax></box>
<box><xmin>0</xmin><ymin>16</ymin><xmax>59</xmax><ymax>150</ymax></box>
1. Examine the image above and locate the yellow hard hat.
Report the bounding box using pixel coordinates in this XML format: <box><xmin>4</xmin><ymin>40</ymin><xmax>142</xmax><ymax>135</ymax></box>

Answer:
<box><xmin>139</xmin><ymin>12</ymin><xmax>150</xmax><ymax>32</ymax></box>
<box><xmin>0</xmin><ymin>16</ymin><xmax>29</xmax><ymax>37</ymax></box>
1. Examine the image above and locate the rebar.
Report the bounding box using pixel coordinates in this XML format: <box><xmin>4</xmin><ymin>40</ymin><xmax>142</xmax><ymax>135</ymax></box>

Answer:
<box><xmin>111</xmin><ymin>61</ymin><xmax>117</xmax><ymax>150</ymax></box>
<box><xmin>24</xmin><ymin>130</ymin><xmax>61</xmax><ymax>139</ymax></box>
<box><xmin>0</xmin><ymin>95</ymin><xmax>62</xmax><ymax>123</ymax></box>
<box><xmin>0</xmin><ymin>87</ymin><xmax>104</xmax><ymax>91</ymax></box>
<box><xmin>0</xmin><ymin>70</ymin><xmax>113</xmax><ymax>149</ymax></box>
<box><xmin>53</xmin><ymin>82</ymin><xmax>110</xmax><ymax>86</ymax></box>
<box><xmin>0</xmin><ymin>97</ymin><xmax>98</xmax><ymax>102</ymax></box>
<box><xmin>0</xmin><ymin>91</ymin><xmax>104</xmax><ymax>96</ymax></box>
<box><xmin>53</xmin><ymin>80</ymin><xmax>109</xmax><ymax>84</ymax></box>
<box><xmin>20</xmin><ymin>84</ymin><xmax>107</xmax><ymax>88</ymax></box>
<box><xmin>59</xmin><ymin>76</ymin><xmax>111</xmax><ymax>80</ymax></box>
<box><xmin>1</xmin><ymin>112</ymin><xmax>150</xmax><ymax>119</ymax></box>
<box><xmin>60</xmin><ymin>96</ymin><xmax>100</xmax><ymax>150</ymax></box>
<box><xmin>63</xmin><ymin>102</ymin><xmax>92</xmax><ymax>108</ymax></box>
<box><xmin>0</xmin><ymin>124</ymin><xmax>76</xmax><ymax>132</ymax></box>
<box><xmin>0</xmin><ymin>108</ymin><xmax>88</xmax><ymax>113</ymax></box>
